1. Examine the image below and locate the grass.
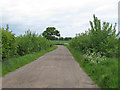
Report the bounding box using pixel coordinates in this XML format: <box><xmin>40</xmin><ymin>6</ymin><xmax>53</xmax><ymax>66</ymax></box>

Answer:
<box><xmin>2</xmin><ymin>46</ymin><xmax>58</xmax><ymax>76</ymax></box>
<box><xmin>64</xmin><ymin>44</ymin><xmax>118</xmax><ymax>89</ymax></box>
<box><xmin>51</xmin><ymin>40</ymin><xmax>69</xmax><ymax>45</ymax></box>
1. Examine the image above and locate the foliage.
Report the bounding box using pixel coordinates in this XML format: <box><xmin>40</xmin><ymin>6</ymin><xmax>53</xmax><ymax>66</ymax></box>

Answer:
<box><xmin>69</xmin><ymin>15</ymin><xmax>119</xmax><ymax>57</ymax></box>
<box><xmin>68</xmin><ymin>14</ymin><xmax>119</xmax><ymax>88</ymax></box>
<box><xmin>53</xmin><ymin>37</ymin><xmax>72</xmax><ymax>41</ymax></box>
<box><xmin>64</xmin><ymin>37</ymin><xmax>72</xmax><ymax>41</ymax></box>
<box><xmin>42</xmin><ymin>27</ymin><xmax>60</xmax><ymax>40</ymax></box>
<box><xmin>66</xmin><ymin>44</ymin><xmax>118</xmax><ymax>88</ymax></box>
<box><xmin>2</xmin><ymin>46</ymin><xmax>57</xmax><ymax>76</ymax></box>
<box><xmin>2</xmin><ymin>25</ymin><xmax>53</xmax><ymax>59</ymax></box>
<box><xmin>83</xmin><ymin>50</ymin><xmax>107</xmax><ymax>65</ymax></box>
<box><xmin>59</xmin><ymin>37</ymin><xmax>64</xmax><ymax>40</ymax></box>
<box><xmin>1</xmin><ymin>25</ymin><xmax>17</xmax><ymax>59</ymax></box>
<box><xmin>16</xmin><ymin>30</ymin><xmax>52</xmax><ymax>56</ymax></box>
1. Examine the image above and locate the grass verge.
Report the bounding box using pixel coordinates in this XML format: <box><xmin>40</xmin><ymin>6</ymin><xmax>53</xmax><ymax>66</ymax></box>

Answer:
<box><xmin>2</xmin><ymin>46</ymin><xmax>58</xmax><ymax>76</ymax></box>
<box><xmin>64</xmin><ymin>44</ymin><xmax>118</xmax><ymax>89</ymax></box>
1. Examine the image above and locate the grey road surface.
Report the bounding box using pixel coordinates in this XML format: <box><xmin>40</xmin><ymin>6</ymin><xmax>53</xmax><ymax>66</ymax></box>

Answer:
<box><xmin>2</xmin><ymin>45</ymin><xmax>99</xmax><ymax>88</ymax></box>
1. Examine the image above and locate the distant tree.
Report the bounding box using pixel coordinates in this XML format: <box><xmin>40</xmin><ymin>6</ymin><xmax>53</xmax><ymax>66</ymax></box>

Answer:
<box><xmin>42</xmin><ymin>27</ymin><xmax>60</xmax><ymax>40</ymax></box>
<box><xmin>55</xmin><ymin>37</ymin><xmax>58</xmax><ymax>40</ymax></box>
<box><xmin>59</xmin><ymin>37</ymin><xmax>64</xmax><ymax>40</ymax></box>
<box><xmin>64</xmin><ymin>37</ymin><xmax>72</xmax><ymax>41</ymax></box>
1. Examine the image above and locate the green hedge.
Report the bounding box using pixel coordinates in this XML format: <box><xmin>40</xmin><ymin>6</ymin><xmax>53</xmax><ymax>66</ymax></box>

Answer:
<box><xmin>1</xmin><ymin>25</ymin><xmax>53</xmax><ymax>59</ymax></box>
<box><xmin>69</xmin><ymin>15</ymin><xmax>119</xmax><ymax>58</ymax></box>
<box><xmin>1</xmin><ymin>26</ymin><xmax>17</xmax><ymax>59</ymax></box>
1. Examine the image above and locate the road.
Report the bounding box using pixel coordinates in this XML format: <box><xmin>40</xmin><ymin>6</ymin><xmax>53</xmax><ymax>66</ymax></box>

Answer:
<box><xmin>2</xmin><ymin>45</ymin><xmax>99</xmax><ymax>88</ymax></box>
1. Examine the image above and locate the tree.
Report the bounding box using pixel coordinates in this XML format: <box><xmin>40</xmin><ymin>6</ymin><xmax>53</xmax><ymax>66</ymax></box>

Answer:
<box><xmin>89</xmin><ymin>14</ymin><xmax>119</xmax><ymax>57</ymax></box>
<box><xmin>64</xmin><ymin>37</ymin><xmax>72</xmax><ymax>41</ymax></box>
<box><xmin>59</xmin><ymin>37</ymin><xmax>64</xmax><ymax>40</ymax></box>
<box><xmin>42</xmin><ymin>27</ymin><xmax>60</xmax><ymax>40</ymax></box>
<box><xmin>2</xmin><ymin>25</ymin><xmax>17</xmax><ymax>59</ymax></box>
<box><xmin>69</xmin><ymin>14</ymin><xmax>119</xmax><ymax>57</ymax></box>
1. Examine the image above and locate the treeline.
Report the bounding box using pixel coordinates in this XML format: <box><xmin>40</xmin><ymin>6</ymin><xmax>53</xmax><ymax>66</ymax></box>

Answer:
<box><xmin>1</xmin><ymin>25</ymin><xmax>52</xmax><ymax>59</ymax></box>
<box><xmin>42</xmin><ymin>27</ymin><xmax>72</xmax><ymax>41</ymax></box>
<box><xmin>70</xmin><ymin>15</ymin><xmax>119</xmax><ymax>57</ymax></box>
<box><xmin>52</xmin><ymin>37</ymin><xmax>72</xmax><ymax>41</ymax></box>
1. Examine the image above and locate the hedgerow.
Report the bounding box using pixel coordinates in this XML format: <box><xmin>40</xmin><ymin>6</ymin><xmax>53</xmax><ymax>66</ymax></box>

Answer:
<box><xmin>16</xmin><ymin>30</ymin><xmax>52</xmax><ymax>56</ymax></box>
<box><xmin>69</xmin><ymin>15</ymin><xmax>119</xmax><ymax>58</ymax></box>
<box><xmin>1</xmin><ymin>25</ymin><xmax>17</xmax><ymax>59</ymax></box>
<box><xmin>1</xmin><ymin>25</ymin><xmax>52</xmax><ymax>59</ymax></box>
<box><xmin>68</xmin><ymin>14</ymin><xmax>119</xmax><ymax>88</ymax></box>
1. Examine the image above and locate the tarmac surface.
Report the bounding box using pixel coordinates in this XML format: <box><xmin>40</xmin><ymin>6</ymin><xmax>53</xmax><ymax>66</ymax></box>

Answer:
<box><xmin>2</xmin><ymin>45</ymin><xmax>99</xmax><ymax>88</ymax></box>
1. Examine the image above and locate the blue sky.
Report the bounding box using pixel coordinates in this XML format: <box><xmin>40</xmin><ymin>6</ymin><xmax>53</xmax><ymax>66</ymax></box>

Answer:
<box><xmin>0</xmin><ymin>0</ymin><xmax>119</xmax><ymax>37</ymax></box>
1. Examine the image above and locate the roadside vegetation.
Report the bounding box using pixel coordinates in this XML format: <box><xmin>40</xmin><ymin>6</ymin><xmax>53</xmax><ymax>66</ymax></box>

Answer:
<box><xmin>1</xmin><ymin>26</ymin><xmax>57</xmax><ymax>76</ymax></box>
<box><xmin>2</xmin><ymin>46</ymin><xmax>57</xmax><ymax>76</ymax></box>
<box><xmin>1</xmin><ymin>26</ymin><xmax>53</xmax><ymax>59</ymax></box>
<box><xmin>67</xmin><ymin>15</ymin><xmax>119</xmax><ymax>88</ymax></box>
<box><xmin>66</xmin><ymin>45</ymin><xmax>118</xmax><ymax>88</ymax></box>
<box><xmin>1</xmin><ymin>14</ymin><xmax>119</xmax><ymax>88</ymax></box>
<box><xmin>42</xmin><ymin>27</ymin><xmax>71</xmax><ymax>45</ymax></box>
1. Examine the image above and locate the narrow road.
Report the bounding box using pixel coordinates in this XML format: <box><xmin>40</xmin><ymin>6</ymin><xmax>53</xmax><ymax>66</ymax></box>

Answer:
<box><xmin>2</xmin><ymin>45</ymin><xmax>99</xmax><ymax>88</ymax></box>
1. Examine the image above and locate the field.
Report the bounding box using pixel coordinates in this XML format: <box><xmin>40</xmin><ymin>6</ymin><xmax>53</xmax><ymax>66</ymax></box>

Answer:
<box><xmin>51</xmin><ymin>40</ymin><xmax>69</xmax><ymax>45</ymax></box>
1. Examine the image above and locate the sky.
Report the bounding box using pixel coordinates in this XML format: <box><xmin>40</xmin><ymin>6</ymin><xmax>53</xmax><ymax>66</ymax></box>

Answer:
<box><xmin>0</xmin><ymin>0</ymin><xmax>119</xmax><ymax>37</ymax></box>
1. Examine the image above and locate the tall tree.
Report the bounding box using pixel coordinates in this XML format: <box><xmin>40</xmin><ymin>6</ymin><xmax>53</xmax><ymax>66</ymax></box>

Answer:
<box><xmin>42</xmin><ymin>27</ymin><xmax>60</xmax><ymax>40</ymax></box>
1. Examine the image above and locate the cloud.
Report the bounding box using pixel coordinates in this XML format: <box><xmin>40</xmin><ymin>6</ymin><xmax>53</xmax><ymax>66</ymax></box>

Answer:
<box><xmin>0</xmin><ymin>0</ymin><xmax>119</xmax><ymax>37</ymax></box>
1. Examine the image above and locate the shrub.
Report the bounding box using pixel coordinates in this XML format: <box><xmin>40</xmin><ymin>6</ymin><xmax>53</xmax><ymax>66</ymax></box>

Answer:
<box><xmin>69</xmin><ymin>15</ymin><xmax>119</xmax><ymax>58</ymax></box>
<box><xmin>2</xmin><ymin>25</ymin><xmax>53</xmax><ymax>59</ymax></box>
<box><xmin>16</xmin><ymin>30</ymin><xmax>52</xmax><ymax>56</ymax></box>
<box><xmin>2</xmin><ymin>25</ymin><xmax>17</xmax><ymax>59</ymax></box>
